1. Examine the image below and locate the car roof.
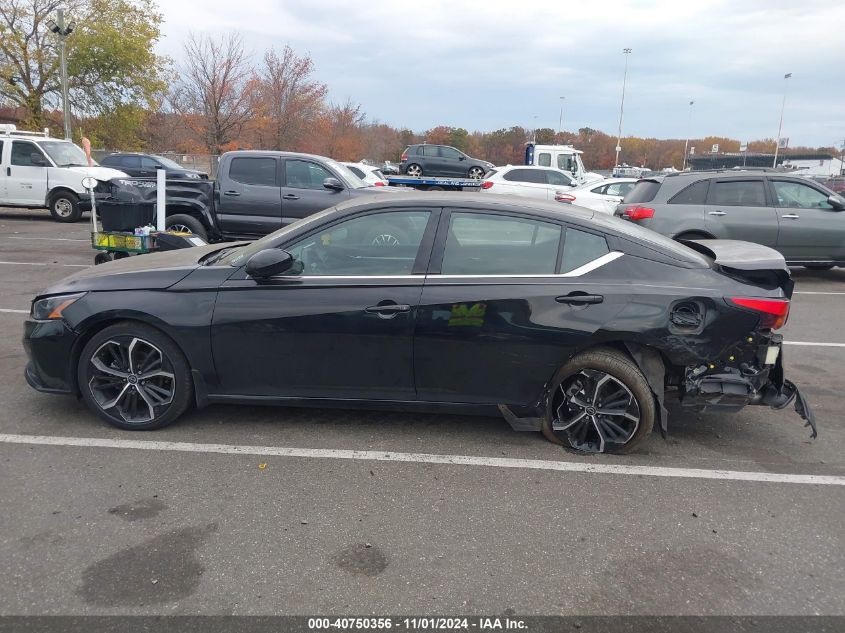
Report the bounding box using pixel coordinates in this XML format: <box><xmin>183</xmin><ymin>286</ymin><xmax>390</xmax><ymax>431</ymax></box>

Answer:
<box><xmin>572</xmin><ymin>177</ymin><xmax>639</xmax><ymax>189</ymax></box>
<box><xmin>224</xmin><ymin>150</ymin><xmax>337</xmax><ymax>162</ymax></box>
<box><xmin>493</xmin><ymin>164</ymin><xmax>570</xmax><ymax>172</ymax></box>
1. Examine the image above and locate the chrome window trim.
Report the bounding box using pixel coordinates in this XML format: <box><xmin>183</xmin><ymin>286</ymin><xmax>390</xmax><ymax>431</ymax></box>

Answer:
<box><xmin>432</xmin><ymin>251</ymin><xmax>624</xmax><ymax>279</ymax></box>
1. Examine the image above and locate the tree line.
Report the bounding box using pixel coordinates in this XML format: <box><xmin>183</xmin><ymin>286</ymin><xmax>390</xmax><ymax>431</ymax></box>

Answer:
<box><xmin>1</xmin><ymin>0</ymin><xmax>838</xmax><ymax>170</ymax></box>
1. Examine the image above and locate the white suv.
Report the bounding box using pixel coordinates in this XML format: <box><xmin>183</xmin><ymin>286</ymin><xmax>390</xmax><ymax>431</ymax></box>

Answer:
<box><xmin>0</xmin><ymin>125</ymin><xmax>126</xmax><ymax>222</ymax></box>
<box><xmin>480</xmin><ymin>165</ymin><xmax>575</xmax><ymax>200</ymax></box>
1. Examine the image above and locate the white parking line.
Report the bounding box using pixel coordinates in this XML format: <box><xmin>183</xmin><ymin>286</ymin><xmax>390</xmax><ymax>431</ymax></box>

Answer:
<box><xmin>0</xmin><ymin>433</ymin><xmax>842</xmax><ymax>486</ymax></box>
<box><xmin>0</xmin><ymin>260</ymin><xmax>88</xmax><ymax>268</ymax></box>
<box><xmin>6</xmin><ymin>236</ymin><xmax>89</xmax><ymax>242</ymax></box>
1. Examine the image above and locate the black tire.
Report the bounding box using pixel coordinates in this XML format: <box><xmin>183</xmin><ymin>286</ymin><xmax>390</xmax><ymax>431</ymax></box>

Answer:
<box><xmin>405</xmin><ymin>163</ymin><xmax>423</xmax><ymax>177</ymax></box>
<box><xmin>49</xmin><ymin>191</ymin><xmax>82</xmax><ymax>223</ymax></box>
<box><xmin>165</xmin><ymin>213</ymin><xmax>208</xmax><ymax>241</ymax></box>
<box><xmin>674</xmin><ymin>231</ymin><xmax>712</xmax><ymax>242</ymax></box>
<box><xmin>467</xmin><ymin>166</ymin><xmax>485</xmax><ymax>179</ymax></box>
<box><xmin>804</xmin><ymin>264</ymin><xmax>835</xmax><ymax>271</ymax></box>
<box><xmin>542</xmin><ymin>347</ymin><xmax>655</xmax><ymax>454</ymax></box>
<box><xmin>77</xmin><ymin>322</ymin><xmax>193</xmax><ymax>431</ymax></box>
<box><xmin>94</xmin><ymin>252</ymin><xmax>112</xmax><ymax>265</ymax></box>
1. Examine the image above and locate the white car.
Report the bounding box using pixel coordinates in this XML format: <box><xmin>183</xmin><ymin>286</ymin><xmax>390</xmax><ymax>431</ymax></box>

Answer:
<box><xmin>342</xmin><ymin>162</ymin><xmax>388</xmax><ymax>187</ymax></box>
<box><xmin>0</xmin><ymin>124</ymin><xmax>127</xmax><ymax>222</ymax></box>
<box><xmin>555</xmin><ymin>178</ymin><xmax>640</xmax><ymax>214</ymax></box>
<box><xmin>479</xmin><ymin>165</ymin><xmax>576</xmax><ymax>200</ymax></box>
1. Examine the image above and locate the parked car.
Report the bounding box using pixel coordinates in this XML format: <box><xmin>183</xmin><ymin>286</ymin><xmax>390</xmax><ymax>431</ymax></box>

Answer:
<box><xmin>107</xmin><ymin>150</ymin><xmax>391</xmax><ymax>242</ymax></box>
<box><xmin>25</xmin><ymin>193</ymin><xmax>814</xmax><ymax>454</ymax></box>
<box><xmin>342</xmin><ymin>162</ymin><xmax>389</xmax><ymax>186</ymax></box>
<box><xmin>821</xmin><ymin>176</ymin><xmax>845</xmax><ymax>194</ymax></box>
<box><xmin>380</xmin><ymin>160</ymin><xmax>400</xmax><ymax>175</ymax></box>
<box><xmin>0</xmin><ymin>124</ymin><xmax>126</xmax><ymax>222</ymax></box>
<box><xmin>400</xmin><ymin>144</ymin><xmax>493</xmax><ymax>179</ymax></box>
<box><xmin>556</xmin><ymin>178</ymin><xmax>639</xmax><ymax>214</ymax></box>
<box><xmin>479</xmin><ymin>165</ymin><xmax>576</xmax><ymax>200</ymax></box>
<box><xmin>615</xmin><ymin>170</ymin><xmax>845</xmax><ymax>269</ymax></box>
<box><xmin>100</xmin><ymin>153</ymin><xmax>208</xmax><ymax>180</ymax></box>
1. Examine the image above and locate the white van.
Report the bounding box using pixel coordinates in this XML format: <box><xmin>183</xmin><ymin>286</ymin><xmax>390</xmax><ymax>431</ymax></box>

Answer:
<box><xmin>0</xmin><ymin>125</ymin><xmax>126</xmax><ymax>222</ymax></box>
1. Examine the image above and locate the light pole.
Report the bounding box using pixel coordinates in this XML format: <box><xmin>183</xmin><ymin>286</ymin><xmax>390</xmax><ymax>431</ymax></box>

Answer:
<box><xmin>532</xmin><ymin>115</ymin><xmax>538</xmax><ymax>143</ymax></box>
<box><xmin>558</xmin><ymin>96</ymin><xmax>565</xmax><ymax>136</ymax></box>
<box><xmin>772</xmin><ymin>72</ymin><xmax>792</xmax><ymax>168</ymax></box>
<box><xmin>682</xmin><ymin>100</ymin><xmax>694</xmax><ymax>171</ymax></box>
<box><xmin>46</xmin><ymin>9</ymin><xmax>75</xmax><ymax>140</ymax></box>
<box><xmin>614</xmin><ymin>48</ymin><xmax>632</xmax><ymax>171</ymax></box>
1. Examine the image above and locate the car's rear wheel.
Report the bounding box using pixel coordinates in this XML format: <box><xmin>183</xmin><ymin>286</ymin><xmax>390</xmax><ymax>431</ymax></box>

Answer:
<box><xmin>49</xmin><ymin>192</ymin><xmax>82</xmax><ymax>223</ymax></box>
<box><xmin>674</xmin><ymin>231</ymin><xmax>712</xmax><ymax>242</ymax></box>
<box><xmin>468</xmin><ymin>166</ymin><xmax>485</xmax><ymax>179</ymax></box>
<box><xmin>165</xmin><ymin>214</ymin><xmax>208</xmax><ymax>241</ymax></box>
<box><xmin>405</xmin><ymin>163</ymin><xmax>423</xmax><ymax>177</ymax></box>
<box><xmin>804</xmin><ymin>264</ymin><xmax>834</xmax><ymax>271</ymax></box>
<box><xmin>78</xmin><ymin>322</ymin><xmax>193</xmax><ymax>431</ymax></box>
<box><xmin>542</xmin><ymin>348</ymin><xmax>655</xmax><ymax>454</ymax></box>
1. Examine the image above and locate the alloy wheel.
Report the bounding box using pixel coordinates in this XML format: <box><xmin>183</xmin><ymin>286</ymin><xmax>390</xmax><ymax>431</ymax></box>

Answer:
<box><xmin>551</xmin><ymin>369</ymin><xmax>640</xmax><ymax>453</ymax></box>
<box><xmin>54</xmin><ymin>198</ymin><xmax>73</xmax><ymax>217</ymax></box>
<box><xmin>88</xmin><ymin>337</ymin><xmax>175</xmax><ymax>424</ymax></box>
<box><xmin>406</xmin><ymin>164</ymin><xmax>423</xmax><ymax>177</ymax></box>
<box><xmin>167</xmin><ymin>224</ymin><xmax>192</xmax><ymax>234</ymax></box>
<box><xmin>468</xmin><ymin>167</ymin><xmax>485</xmax><ymax>179</ymax></box>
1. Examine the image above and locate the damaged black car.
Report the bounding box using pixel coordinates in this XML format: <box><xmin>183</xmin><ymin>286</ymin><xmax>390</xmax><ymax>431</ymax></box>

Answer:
<box><xmin>23</xmin><ymin>193</ymin><xmax>816</xmax><ymax>453</ymax></box>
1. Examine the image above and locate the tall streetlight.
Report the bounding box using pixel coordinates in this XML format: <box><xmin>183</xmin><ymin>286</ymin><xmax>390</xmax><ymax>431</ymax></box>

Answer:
<box><xmin>772</xmin><ymin>72</ymin><xmax>792</xmax><ymax>168</ymax></box>
<box><xmin>558</xmin><ymin>96</ymin><xmax>565</xmax><ymax>136</ymax></box>
<box><xmin>682</xmin><ymin>100</ymin><xmax>694</xmax><ymax>171</ymax></box>
<box><xmin>614</xmin><ymin>48</ymin><xmax>632</xmax><ymax>170</ymax></box>
<box><xmin>46</xmin><ymin>9</ymin><xmax>76</xmax><ymax>140</ymax></box>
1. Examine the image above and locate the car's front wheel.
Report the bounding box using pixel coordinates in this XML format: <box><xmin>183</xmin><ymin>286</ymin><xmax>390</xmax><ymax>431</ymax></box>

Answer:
<box><xmin>49</xmin><ymin>192</ymin><xmax>82</xmax><ymax>223</ymax></box>
<box><xmin>542</xmin><ymin>348</ymin><xmax>654</xmax><ymax>454</ymax></box>
<box><xmin>77</xmin><ymin>322</ymin><xmax>193</xmax><ymax>431</ymax></box>
<box><xmin>468</xmin><ymin>166</ymin><xmax>486</xmax><ymax>179</ymax></box>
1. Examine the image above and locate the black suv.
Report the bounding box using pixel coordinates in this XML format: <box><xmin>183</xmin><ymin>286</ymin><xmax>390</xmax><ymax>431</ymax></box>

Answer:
<box><xmin>400</xmin><ymin>144</ymin><xmax>493</xmax><ymax>179</ymax></box>
<box><xmin>615</xmin><ymin>169</ymin><xmax>845</xmax><ymax>269</ymax></box>
<box><xmin>101</xmin><ymin>153</ymin><xmax>208</xmax><ymax>179</ymax></box>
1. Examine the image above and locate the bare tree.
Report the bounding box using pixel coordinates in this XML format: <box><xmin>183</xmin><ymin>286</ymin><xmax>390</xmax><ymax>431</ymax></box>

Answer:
<box><xmin>171</xmin><ymin>32</ymin><xmax>254</xmax><ymax>154</ymax></box>
<box><xmin>256</xmin><ymin>45</ymin><xmax>326</xmax><ymax>150</ymax></box>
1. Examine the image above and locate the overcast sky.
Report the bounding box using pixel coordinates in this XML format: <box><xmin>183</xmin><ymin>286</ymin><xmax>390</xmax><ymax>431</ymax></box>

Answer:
<box><xmin>155</xmin><ymin>0</ymin><xmax>845</xmax><ymax>148</ymax></box>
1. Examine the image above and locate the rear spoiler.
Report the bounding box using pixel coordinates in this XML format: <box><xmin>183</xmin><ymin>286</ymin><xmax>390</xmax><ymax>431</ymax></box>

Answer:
<box><xmin>682</xmin><ymin>239</ymin><xmax>794</xmax><ymax>298</ymax></box>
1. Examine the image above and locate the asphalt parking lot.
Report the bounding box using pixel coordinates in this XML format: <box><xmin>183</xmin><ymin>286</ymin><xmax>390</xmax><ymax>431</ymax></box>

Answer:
<box><xmin>0</xmin><ymin>208</ymin><xmax>843</xmax><ymax>617</ymax></box>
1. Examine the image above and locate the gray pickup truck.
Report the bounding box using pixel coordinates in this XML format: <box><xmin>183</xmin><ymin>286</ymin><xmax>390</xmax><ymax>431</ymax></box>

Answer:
<box><xmin>109</xmin><ymin>150</ymin><xmax>392</xmax><ymax>241</ymax></box>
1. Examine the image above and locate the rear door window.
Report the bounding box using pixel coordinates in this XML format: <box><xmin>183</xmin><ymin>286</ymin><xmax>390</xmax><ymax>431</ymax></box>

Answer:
<box><xmin>623</xmin><ymin>180</ymin><xmax>661</xmax><ymax>203</ymax></box>
<box><xmin>440</xmin><ymin>212</ymin><xmax>561</xmax><ymax>275</ymax></box>
<box><xmin>230</xmin><ymin>157</ymin><xmax>277</xmax><ymax>186</ymax></box>
<box><xmin>669</xmin><ymin>180</ymin><xmax>709</xmax><ymax>204</ymax></box>
<box><xmin>546</xmin><ymin>171</ymin><xmax>573</xmax><ymax>186</ymax></box>
<box><xmin>503</xmin><ymin>169</ymin><xmax>544</xmax><ymax>184</ymax></box>
<box><xmin>708</xmin><ymin>180</ymin><xmax>767</xmax><ymax>206</ymax></box>
<box><xmin>422</xmin><ymin>145</ymin><xmax>440</xmax><ymax>157</ymax></box>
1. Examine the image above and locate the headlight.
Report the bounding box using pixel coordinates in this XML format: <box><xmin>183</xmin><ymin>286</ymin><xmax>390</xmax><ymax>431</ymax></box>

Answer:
<box><xmin>185</xmin><ymin>173</ymin><xmax>201</xmax><ymax>179</ymax></box>
<box><xmin>31</xmin><ymin>293</ymin><xmax>86</xmax><ymax>320</ymax></box>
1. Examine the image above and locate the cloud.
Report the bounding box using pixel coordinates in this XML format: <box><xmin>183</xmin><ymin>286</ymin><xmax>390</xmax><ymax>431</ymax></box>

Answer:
<box><xmin>156</xmin><ymin>0</ymin><xmax>845</xmax><ymax>146</ymax></box>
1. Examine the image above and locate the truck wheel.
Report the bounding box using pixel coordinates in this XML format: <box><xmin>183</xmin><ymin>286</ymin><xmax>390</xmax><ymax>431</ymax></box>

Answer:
<box><xmin>468</xmin><ymin>166</ymin><xmax>485</xmax><ymax>179</ymax></box>
<box><xmin>405</xmin><ymin>164</ymin><xmax>423</xmax><ymax>177</ymax></box>
<box><xmin>49</xmin><ymin>192</ymin><xmax>82</xmax><ymax>223</ymax></box>
<box><xmin>165</xmin><ymin>214</ymin><xmax>208</xmax><ymax>241</ymax></box>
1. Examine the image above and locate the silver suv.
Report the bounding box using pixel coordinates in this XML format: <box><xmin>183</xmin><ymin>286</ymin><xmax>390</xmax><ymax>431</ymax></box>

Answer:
<box><xmin>615</xmin><ymin>170</ymin><xmax>845</xmax><ymax>269</ymax></box>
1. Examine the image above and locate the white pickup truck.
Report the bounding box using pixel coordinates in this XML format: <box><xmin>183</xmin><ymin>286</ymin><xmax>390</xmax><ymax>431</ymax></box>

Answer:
<box><xmin>0</xmin><ymin>125</ymin><xmax>126</xmax><ymax>222</ymax></box>
<box><xmin>524</xmin><ymin>143</ymin><xmax>603</xmax><ymax>185</ymax></box>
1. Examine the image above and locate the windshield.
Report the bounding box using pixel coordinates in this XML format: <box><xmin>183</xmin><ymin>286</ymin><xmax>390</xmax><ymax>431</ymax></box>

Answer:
<box><xmin>153</xmin><ymin>155</ymin><xmax>185</xmax><ymax>170</ymax></box>
<box><xmin>39</xmin><ymin>141</ymin><xmax>91</xmax><ymax>167</ymax></box>
<box><xmin>216</xmin><ymin>206</ymin><xmax>340</xmax><ymax>266</ymax></box>
<box><xmin>325</xmin><ymin>159</ymin><xmax>369</xmax><ymax>189</ymax></box>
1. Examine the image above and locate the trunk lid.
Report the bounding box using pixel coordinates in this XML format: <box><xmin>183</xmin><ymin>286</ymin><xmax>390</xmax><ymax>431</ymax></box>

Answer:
<box><xmin>682</xmin><ymin>239</ymin><xmax>793</xmax><ymax>297</ymax></box>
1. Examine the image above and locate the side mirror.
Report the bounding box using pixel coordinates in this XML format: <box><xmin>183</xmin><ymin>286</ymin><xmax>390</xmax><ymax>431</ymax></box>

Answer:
<box><xmin>829</xmin><ymin>194</ymin><xmax>845</xmax><ymax>211</ymax></box>
<box><xmin>245</xmin><ymin>249</ymin><xmax>294</xmax><ymax>278</ymax></box>
<box><xmin>31</xmin><ymin>152</ymin><xmax>47</xmax><ymax>167</ymax></box>
<box><xmin>323</xmin><ymin>177</ymin><xmax>344</xmax><ymax>192</ymax></box>
<box><xmin>458</xmin><ymin>155</ymin><xmax>466</xmax><ymax>161</ymax></box>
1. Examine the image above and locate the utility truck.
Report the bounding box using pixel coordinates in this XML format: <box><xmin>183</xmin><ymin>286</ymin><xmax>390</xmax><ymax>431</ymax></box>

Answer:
<box><xmin>523</xmin><ymin>143</ymin><xmax>602</xmax><ymax>185</ymax></box>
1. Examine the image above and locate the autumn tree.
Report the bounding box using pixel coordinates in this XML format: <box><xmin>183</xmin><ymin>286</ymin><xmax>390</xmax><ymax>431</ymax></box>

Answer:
<box><xmin>0</xmin><ymin>0</ymin><xmax>168</xmax><ymax>134</ymax></box>
<box><xmin>170</xmin><ymin>31</ymin><xmax>255</xmax><ymax>154</ymax></box>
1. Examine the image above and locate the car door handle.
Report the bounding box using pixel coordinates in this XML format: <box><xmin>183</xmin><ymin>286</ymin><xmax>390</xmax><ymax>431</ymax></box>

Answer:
<box><xmin>282</xmin><ymin>194</ymin><xmax>300</xmax><ymax>200</ymax></box>
<box><xmin>365</xmin><ymin>303</ymin><xmax>411</xmax><ymax>318</ymax></box>
<box><xmin>782</xmin><ymin>213</ymin><xmax>800</xmax><ymax>219</ymax></box>
<box><xmin>223</xmin><ymin>190</ymin><xmax>240</xmax><ymax>196</ymax></box>
<box><xmin>556</xmin><ymin>293</ymin><xmax>604</xmax><ymax>305</ymax></box>
<box><xmin>708</xmin><ymin>210</ymin><xmax>727</xmax><ymax>216</ymax></box>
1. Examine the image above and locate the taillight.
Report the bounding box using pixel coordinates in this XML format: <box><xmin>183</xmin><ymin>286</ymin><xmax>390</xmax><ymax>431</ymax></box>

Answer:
<box><xmin>729</xmin><ymin>297</ymin><xmax>790</xmax><ymax>330</ymax></box>
<box><xmin>400</xmin><ymin>152</ymin><xmax>408</xmax><ymax>161</ymax></box>
<box><xmin>623</xmin><ymin>206</ymin><xmax>655</xmax><ymax>221</ymax></box>
<box><xmin>374</xmin><ymin>181</ymin><xmax>385</xmax><ymax>186</ymax></box>
<box><xmin>555</xmin><ymin>193</ymin><xmax>576</xmax><ymax>203</ymax></box>
<box><xmin>480</xmin><ymin>181</ymin><xmax>494</xmax><ymax>190</ymax></box>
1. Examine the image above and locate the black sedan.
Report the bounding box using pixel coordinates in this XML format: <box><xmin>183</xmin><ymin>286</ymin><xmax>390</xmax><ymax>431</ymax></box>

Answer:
<box><xmin>100</xmin><ymin>153</ymin><xmax>208</xmax><ymax>179</ymax></box>
<box><xmin>23</xmin><ymin>194</ymin><xmax>816</xmax><ymax>454</ymax></box>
